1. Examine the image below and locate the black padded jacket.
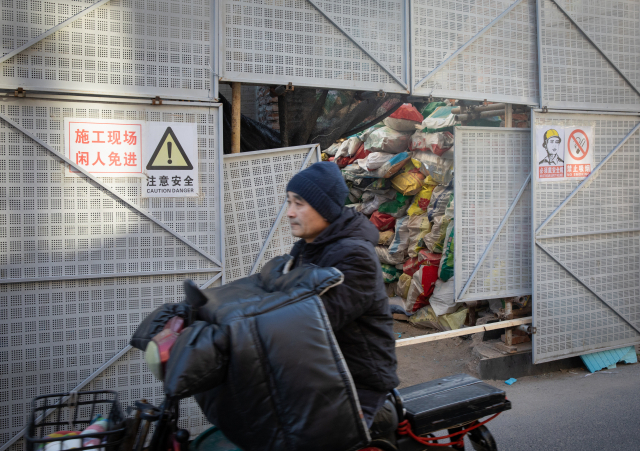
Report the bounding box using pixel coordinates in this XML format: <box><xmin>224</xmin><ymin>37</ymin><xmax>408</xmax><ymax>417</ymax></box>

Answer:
<box><xmin>290</xmin><ymin>207</ymin><xmax>399</xmax><ymax>393</ymax></box>
<box><xmin>130</xmin><ymin>257</ymin><xmax>371</xmax><ymax>451</ymax></box>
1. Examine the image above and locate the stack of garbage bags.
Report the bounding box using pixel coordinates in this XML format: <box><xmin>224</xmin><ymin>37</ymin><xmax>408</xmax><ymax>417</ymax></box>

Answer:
<box><xmin>322</xmin><ymin>102</ymin><xmax>467</xmax><ymax>331</ymax></box>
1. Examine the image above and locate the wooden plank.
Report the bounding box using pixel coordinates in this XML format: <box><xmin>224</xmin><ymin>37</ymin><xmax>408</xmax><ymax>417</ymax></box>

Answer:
<box><xmin>395</xmin><ymin>317</ymin><xmax>532</xmax><ymax>347</ymax></box>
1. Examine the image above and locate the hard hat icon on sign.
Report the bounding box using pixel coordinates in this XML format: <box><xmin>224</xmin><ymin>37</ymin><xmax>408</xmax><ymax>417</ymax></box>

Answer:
<box><xmin>147</xmin><ymin>127</ymin><xmax>193</xmax><ymax>170</ymax></box>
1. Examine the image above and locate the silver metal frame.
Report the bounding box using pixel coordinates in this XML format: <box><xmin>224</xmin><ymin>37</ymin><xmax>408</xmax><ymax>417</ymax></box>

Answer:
<box><xmin>248</xmin><ymin>146</ymin><xmax>318</xmax><ymax>275</ymax></box>
<box><xmin>454</xmin><ymin>126</ymin><xmax>533</xmax><ymax>303</ymax></box>
<box><xmin>223</xmin><ymin>144</ymin><xmax>319</xmax><ymax>277</ymax></box>
<box><xmin>0</xmin><ymin>96</ymin><xmax>225</xmax><ymax>449</ymax></box>
<box><xmin>306</xmin><ymin>0</ymin><xmax>408</xmax><ymax>91</ymax></box>
<box><xmin>535</xmin><ymin>121</ymin><xmax>640</xmax><ymax>235</ymax></box>
<box><xmin>536</xmin><ymin>0</ymin><xmax>544</xmax><ymax>108</ymax></box>
<box><xmin>217</xmin><ymin>0</ymin><xmax>410</xmax><ymax>93</ymax></box>
<box><xmin>535</xmin><ymin>240</ymin><xmax>640</xmax><ymax>335</ymax></box>
<box><xmin>0</xmin><ymin>0</ymin><xmax>113</xmax><ymax>65</ymax></box>
<box><xmin>547</xmin><ymin>0</ymin><xmax>640</xmax><ymax>99</ymax></box>
<box><xmin>0</xmin><ymin>0</ymin><xmax>215</xmax><ymax>102</ymax></box>
<box><xmin>0</xmin><ymin>111</ymin><xmax>223</xmax><ymax>273</ymax></box>
<box><xmin>456</xmin><ymin>173</ymin><xmax>531</xmax><ymax>302</ymax></box>
<box><xmin>537</xmin><ymin>0</ymin><xmax>640</xmax><ymax>112</ymax></box>
<box><xmin>531</xmin><ymin>108</ymin><xmax>640</xmax><ymax>363</ymax></box>
<box><xmin>413</xmin><ymin>0</ymin><xmax>525</xmax><ymax>92</ymax></box>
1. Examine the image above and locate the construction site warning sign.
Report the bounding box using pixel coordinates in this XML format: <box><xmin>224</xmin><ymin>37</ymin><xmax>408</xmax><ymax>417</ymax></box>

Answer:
<box><xmin>565</xmin><ymin>126</ymin><xmax>594</xmax><ymax>179</ymax></box>
<box><xmin>143</xmin><ymin>123</ymin><xmax>198</xmax><ymax>197</ymax></box>
<box><xmin>65</xmin><ymin>118</ymin><xmax>145</xmax><ymax>177</ymax></box>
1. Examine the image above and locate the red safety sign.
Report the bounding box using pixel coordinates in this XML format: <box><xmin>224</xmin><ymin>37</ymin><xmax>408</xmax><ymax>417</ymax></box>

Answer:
<box><xmin>567</xmin><ymin>129</ymin><xmax>589</xmax><ymax>161</ymax></box>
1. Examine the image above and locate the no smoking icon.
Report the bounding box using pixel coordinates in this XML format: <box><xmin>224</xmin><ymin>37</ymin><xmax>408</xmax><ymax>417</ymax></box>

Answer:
<box><xmin>568</xmin><ymin>129</ymin><xmax>589</xmax><ymax>161</ymax></box>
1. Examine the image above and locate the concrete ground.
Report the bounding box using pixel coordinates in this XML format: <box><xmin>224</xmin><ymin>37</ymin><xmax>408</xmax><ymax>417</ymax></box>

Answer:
<box><xmin>393</xmin><ymin>320</ymin><xmax>478</xmax><ymax>387</ymax></box>
<box><xmin>393</xmin><ymin>320</ymin><xmax>640</xmax><ymax>450</ymax></box>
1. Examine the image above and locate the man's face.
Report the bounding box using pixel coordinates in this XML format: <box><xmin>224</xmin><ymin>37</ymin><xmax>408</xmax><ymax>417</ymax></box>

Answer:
<box><xmin>286</xmin><ymin>192</ymin><xmax>330</xmax><ymax>243</ymax></box>
<box><xmin>546</xmin><ymin>137</ymin><xmax>561</xmax><ymax>156</ymax></box>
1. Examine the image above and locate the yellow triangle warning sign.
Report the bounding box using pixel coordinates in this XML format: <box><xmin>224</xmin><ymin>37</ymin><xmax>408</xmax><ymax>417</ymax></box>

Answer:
<box><xmin>146</xmin><ymin>127</ymin><xmax>193</xmax><ymax>170</ymax></box>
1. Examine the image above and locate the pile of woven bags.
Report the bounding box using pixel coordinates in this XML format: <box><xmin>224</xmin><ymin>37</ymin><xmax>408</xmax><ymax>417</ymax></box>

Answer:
<box><xmin>321</xmin><ymin>102</ymin><xmax>467</xmax><ymax>331</ymax></box>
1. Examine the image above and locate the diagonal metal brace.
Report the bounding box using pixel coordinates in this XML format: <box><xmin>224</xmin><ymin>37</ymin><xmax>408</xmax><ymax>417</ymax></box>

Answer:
<box><xmin>457</xmin><ymin>172</ymin><xmax>531</xmax><ymax>301</ymax></box>
<box><xmin>0</xmin><ymin>0</ymin><xmax>113</xmax><ymax>65</ymax></box>
<box><xmin>414</xmin><ymin>0</ymin><xmax>524</xmax><ymax>91</ymax></box>
<box><xmin>0</xmin><ymin>112</ymin><xmax>223</xmax><ymax>269</ymax></box>
<box><xmin>535</xmin><ymin>121</ymin><xmax>640</xmax><ymax>235</ymax></box>
<box><xmin>306</xmin><ymin>0</ymin><xmax>408</xmax><ymax>91</ymax></box>
<box><xmin>548</xmin><ymin>0</ymin><xmax>640</xmax><ymax>99</ymax></box>
<box><xmin>249</xmin><ymin>146</ymin><xmax>318</xmax><ymax>275</ymax></box>
<box><xmin>535</xmin><ymin>240</ymin><xmax>640</xmax><ymax>335</ymax></box>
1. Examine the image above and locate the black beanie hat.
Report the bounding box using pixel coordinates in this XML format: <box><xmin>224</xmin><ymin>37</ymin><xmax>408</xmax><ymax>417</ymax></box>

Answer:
<box><xmin>286</xmin><ymin>162</ymin><xmax>349</xmax><ymax>223</ymax></box>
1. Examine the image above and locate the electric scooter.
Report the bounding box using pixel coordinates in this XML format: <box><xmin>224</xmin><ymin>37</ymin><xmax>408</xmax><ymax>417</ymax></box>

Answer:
<box><xmin>126</xmin><ymin>281</ymin><xmax>510</xmax><ymax>451</ymax></box>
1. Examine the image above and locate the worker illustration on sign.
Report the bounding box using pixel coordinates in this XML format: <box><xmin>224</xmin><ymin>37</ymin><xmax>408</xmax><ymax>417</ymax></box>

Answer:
<box><xmin>539</xmin><ymin>129</ymin><xmax>564</xmax><ymax>166</ymax></box>
<box><xmin>535</xmin><ymin>126</ymin><xmax>565</xmax><ymax>181</ymax></box>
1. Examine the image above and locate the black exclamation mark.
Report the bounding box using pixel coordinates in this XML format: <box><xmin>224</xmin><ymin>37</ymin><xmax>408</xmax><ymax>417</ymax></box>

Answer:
<box><xmin>167</xmin><ymin>142</ymin><xmax>172</xmax><ymax>164</ymax></box>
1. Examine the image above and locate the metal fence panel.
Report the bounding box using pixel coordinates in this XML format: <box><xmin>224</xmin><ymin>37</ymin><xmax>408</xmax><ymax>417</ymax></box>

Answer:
<box><xmin>0</xmin><ymin>0</ymin><xmax>214</xmax><ymax>101</ymax></box>
<box><xmin>538</xmin><ymin>0</ymin><xmax>640</xmax><ymax>112</ymax></box>
<box><xmin>412</xmin><ymin>0</ymin><xmax>538</xmax><ymax>104</ymax></box>
<box><xmin>223</xmin><ymin>145</ymin><xmax>319</xmax><ymax>283</ymax></box>
<box><xmin>0</xmin><ymin>97</ymin><xmax>223</xmax><ymax>449</ymax></box>
<box><xmin>219</xmin><ymin>0</ymin><xmax>409</xmax><ymax>93</ymax></box>
<box><xmin>532</xmin><ymin>110</ymin><xmax>640</xmax><ymax>364</ymax></box>
<box><xmin>454</xmin><ymin>127</ymin><xmax>532</xmax><ymax>303</ymax></box>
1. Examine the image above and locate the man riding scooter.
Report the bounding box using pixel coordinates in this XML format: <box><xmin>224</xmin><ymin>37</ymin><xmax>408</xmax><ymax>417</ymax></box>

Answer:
<box><xmin>130</xmin><ymin>162</ymin><xmax>400</xmax><ymax>450</ymax></box>
<box><xmin>284</xmin><ymin>162</ymin><xmax>399</xmax><ymax>427</ymax></box>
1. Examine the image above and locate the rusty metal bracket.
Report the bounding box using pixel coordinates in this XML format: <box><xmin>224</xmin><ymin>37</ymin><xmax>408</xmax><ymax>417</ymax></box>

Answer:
<box><xmin>285</xmin><ymin>82</ymin><xmax>294</xmax><ymax>92</ymax></box>
<box><xmin>152</xmin><ymin>96</ymin><xmax>163</xmax><ymax>105</ymax></box>
<box><xmin>14</xmin><ymin>87</ymin><xmax>25</xmax><ymax>97</ymax></box>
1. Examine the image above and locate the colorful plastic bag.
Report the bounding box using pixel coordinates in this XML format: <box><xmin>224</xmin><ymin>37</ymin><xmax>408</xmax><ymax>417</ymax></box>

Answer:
<box><xmin>378</xmin><ymin>192</ymin><xmax>412</xmax><ymax>218</ymax></box>
<box><xmin>396</xmin><ymin>273</ymin><xmax>412</xmax><ymax>300</ymax></box>
<box><xmin>420</xmin><ymin>101</ymin><xmax>447</xmax><ymax>120</ymax></box>
<box><xmin>358</xmin><ymin>191</ymin><xmax>395</xmax><ymax>216</ymax></box>
<box><xmin>406</xmin><ymin>214</ymin><xmax>432</xmax><ymax>258</ymax></box>
<box><xmin>409</xmin><ymin>263</ymin><xmax>440</xmax><ymax>312</ymax></box>
<box><xmin>427</xmin><ymin>186</ymin><xmax>453</xmax><ymax>222</ymax></box>
<box><xmin>429</xmin><ymin>278</ymin><xmax>457</xmax><ymax>316</ymax></box>
<box><xmin>432</xmin><ymin>216</ymin><xmax>452</xmax><ymax>253</ymax></box>
<box><xmin>364</xmin><ymin>126</ymin><xmax>413</xmax><ymax>154</ymax></box>
<box><xmin>421</xmin><ymin>215</ymin><xmax>444</xmax><ymax>253</ymax></box>
<box><xmin>375</xmin><ymin>245</ymin><xmax>406</xmax><ymax>266</ymax></box>
<box><xmin>378</xmin><ymin>229</ymin><xmax>395</xmax><ymax>246</ymax></box>
<box><xmin>381</xmin><ymin>263</ymin><xmax>402</xmax><ymax>283</ymax></box>
<box><xmin>407</xmin><ymin>177</ymin><xmax>439</xmax><ymax>216</ymax></box>
<box><xmin>388</xmin><ymin>216</ymin><xmax>410</xmax><ymax>255</ymax></box>
<box><xmin>410</xmin><ymin>305</ymin><xmax>468</xmax><ymax>331</ymax></box>
<box><xmin>347</xmin><ymin>136</ymin><xmax>363</xmax><ymax>156</ymax></box>
<box><xmin>391</xmin><ymin>160</ymin><xmax>426</xmax><ymax>196</ymax></box>
<box><xmin>402</xmin><ymin>257</ymin><xmax>420</xmax><ymax>278</ymax></box>
<box><xmin>409</xmin><ymin>131</ymin><xmax>454</xmax><ymax>156</ymax></box>
<box><xmin>418</xmin><ymin>105</ymin><xmax>457</xmax><ymax>133</ymax></box>
<box><xmin>439</xmin><ymin>222</ymin><xmax>454</xmax><ymax>282</ymax></box>
<box><xmin>360</xmin><ymin>151</ymin><xmax>395</xmax><ymax>170</ymax></box>
<box><xmin>369</xmin><ymin>152</ymin><xmax>412</xmax><ymax>178</ymax></box>
<box><xmin>370</xmin><ymin>211</ymin><xmax>397</xmax><ymax>232</ymax></box>
<box><xmin>410</xmin><ymin>151</ymin><xmax>454</xmax><ymax>185</ymax></box>
<box><xmin>336</xmin><ymin>143</ymin><xmax>369</xmax><ymax>168</ymax></box>
<box><xmin>383</xmin><ymin>104</ymin><xmax>424</xmax><ymax>132</ymax></box>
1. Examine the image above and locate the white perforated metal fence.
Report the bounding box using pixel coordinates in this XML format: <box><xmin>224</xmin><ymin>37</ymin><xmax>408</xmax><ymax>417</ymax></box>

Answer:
<box><xmin>454</xmin><ymin>127</ymin><xmax>532</xmax><ymax>303</ymax></box>
<box><xmin>0</xmin><ymin>0</ymin><xmax>215</xmax><ymax>101</ymax></box>
<box><xmin>538</xmin><ymin>0</ymin><xmax>640</xmax><ymax>112</ymax></box>
<box><xmin>219</xmin><ymin>0</ymin><xmax>409</xmax><ymax>93</ymax></box>
<box><xmin>223</xmin><ymin>145</ymin><xmax>319</xmax><ymax>283</ymax></box>
<box><xmin>412</xmin><ymin>0</ymin><xmax>539</xmax><ymax>105</ymax></box>
<box><xmin>532</xmin><ymin>110</ymin><xmax>640</xmax><ymax>364</ymax></box>
<box><xmin>0</xmin><ymin>96</ymin><xmax>224</xmax><ymax>449</ymax></box>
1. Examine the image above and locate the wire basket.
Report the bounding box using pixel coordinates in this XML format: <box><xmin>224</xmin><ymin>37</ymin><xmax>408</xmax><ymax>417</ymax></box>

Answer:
<box><xmin>26</xmin><ymin>390</ymin><xmax>126</xmax><ymax>451</ymax></box>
